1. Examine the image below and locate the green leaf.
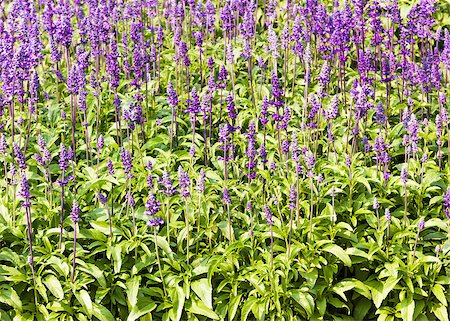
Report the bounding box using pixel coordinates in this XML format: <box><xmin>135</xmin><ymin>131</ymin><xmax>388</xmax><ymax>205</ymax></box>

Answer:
<box><xmin>126</xmin><ymin>298</ymin><xmax>157</xmax><ymax>321</ymax></box>
<box><xmin>75</xmin><ymin>290</ymin><xmax>93</xmax><ymax>318</ymax></box>
<box><xmin>399</xmin><ymin>294</ymin><xmax>415</xmax><ymax>321</ymax></box>
<box><xmin>112</xmin><ymin>244</ymin><xmax>122</xmax><ymax>274</ymax></box>
<box><xmin>92</xmin><ymin>303</ymin><xmax>115</xmax><ymax>321</ymax></box>
<box><xmin>431</xmin><ymin>284</ymin><xmax>447</xmax><ymax>306</ymax></box>
<box><xmin>370</xmin><ymin>277</ymin><xmax>401</xmax><ymax>308</ymax></box>
<box><xmin>228</xmin><ymin>294</ymin><xmax>242</xmax><ymax>321</ymax></box>
<box><xmin>77</xmin><ymin>262</ymin><xmax>107</xmax><ymax>288</ymax></box>
<box><xmin>91</xmin><ymin>221</ymin><xmax>113</xmax><ymax>235</ymax></box>
<box><xmin>172</xmin><ymin>286</ymin><xmax>185</xmax><ymax>321</ymax></box>
<box><xmin>126</xmin><ymin>276</ymin><xmax>140</xmax><ymax>308</ymax></box>
<box><xmin>291</xmin><ymin>290</ymin><xmax>315</xmax><ymax>317</ymax></box>
<box><xmin>191</xmin><ymin>279</ymin><xmax>212</xmax><ymax>309</ymax></box>
<box><xmin>0</xmin><ymin>309</ymin><xmax>12</xmax><ymax>321</ymax></box>
<box><xmin>241</xmin><ymin>297</ymin><xmax>257</xmax><ymax>321</ymax></box>
<box><xmin>44</xmin><ymin>275</ymin><xmax>64</xmax><ymax>301</ymax></box>
<box><xmin>432</xmin><ymin>303</ymin><xmax>449</xmax><ymax>321</ymax></box>
<box><xmin>321</xmin><ymin>244</ymin><xmax>352</xmax><ymax>267</ymax></box>
<box><xmin>189</xmin><ymin>298</ymin><xmax>220</xmax><ymax>319</ymax></box>
<box><xmin>0</xmin><ymin>287</ymin><xmax>22</xmax><ymax>311</ymax></box>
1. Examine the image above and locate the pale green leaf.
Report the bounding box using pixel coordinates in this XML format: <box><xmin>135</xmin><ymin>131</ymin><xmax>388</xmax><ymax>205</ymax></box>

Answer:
<box><xmin>321</xmin><ymin>244</ymin><xmax>352</xmax><ymax>267</ymax></box>
<box><xmin>191</xmin><ymin>279</ymin><xmax>212</xmax><ymax>309</ymax></box>
<box><xmin>44</xmin><ymin>275</ymin><xmax>64</xmax><ymax>301</ymax></box>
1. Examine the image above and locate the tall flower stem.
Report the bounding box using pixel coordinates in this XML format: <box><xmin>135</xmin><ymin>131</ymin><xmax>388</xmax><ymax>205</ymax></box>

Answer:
<box><xmin>25</xmin><ymin>206</ymin><xmax>37</xmax><ymax>307</ymax></box>
<box><xmin>154</xmin><ymin>227</ymin><xmax>167</xmax><ymax>296</ymax></box>
<box><xmin>58</xmin><ymin>170</ymin><xmax>65</xmax><ymax>249</ymax></box>
<box><xmin>309</xmin><ymin>175</ymin><xmax>314</xmax><ymax>242</ymax></box>
<box><xmin>71</xmin><ymin>223</ymin><xmax>77</xmax><ymax>283</ymax></box>
<box><xmin>185</xmin><ymin>199</ymin><xmax>190</xmax><ymax>264</ymax></box>
<box><xmin>288</xmin><ymin>208</ymin><xmax>294</xmax><ymax>257</ymax></box>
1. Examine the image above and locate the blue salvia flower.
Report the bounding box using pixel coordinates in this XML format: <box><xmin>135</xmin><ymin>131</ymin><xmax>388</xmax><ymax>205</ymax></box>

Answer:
<box><xmin>264</xmin><ymin>205</ymin><xmax>274</xmax><ymax>225</ymax></box>
<box><xmin>70</xmin><ymin>200</ymin><xmax>80</xmax><ymax>223</ymax></box>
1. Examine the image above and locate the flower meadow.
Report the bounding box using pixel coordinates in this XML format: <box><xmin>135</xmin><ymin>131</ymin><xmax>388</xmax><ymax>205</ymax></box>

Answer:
<box><xmin>1</xmin><ymin>0</ymin><xmax>450</xmax><ymax>320</ymax></box>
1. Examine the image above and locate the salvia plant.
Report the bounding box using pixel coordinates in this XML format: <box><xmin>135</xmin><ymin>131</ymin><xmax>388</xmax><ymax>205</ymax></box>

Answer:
<box><xmin>0</xmin><ymin>0</ymin><xmax>450</xmax><ymax>320</ymax></box>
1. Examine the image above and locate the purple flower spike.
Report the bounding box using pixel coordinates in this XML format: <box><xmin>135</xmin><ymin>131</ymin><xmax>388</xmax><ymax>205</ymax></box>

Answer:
<box><xmin>264</xmin><ymin>205</ymin><xmax>274</xmax><ymax>225</ymax></box>
<box><xmin>222</xmin><ymin>188</ymin><xmax>231</xmax><ymax>205</ymax></box>
<box><xmin>13</xmin><ymin>144</ymin><xmax>27</xmax><ymax>170</ymax></box>
<box><xmin>178</xmin><ymin>166</ymin><xmax>191</xmax><ymax>198</ymax></box>
<box><xmin>18</xmin><ymin>175</ymin><xmax>31</xmax><ymax>208</ymax></box>
<box><xmin>98</xmin><ymin>192</ymin><xmax>108</xmax><ymax>205</ymax></box>
<box><xmin>71</xmin><ymin>200</ymin><xmax>80</xmax><ymax>223</ymax></box>
<box><xmin>417</xmin><ymin>218</ymin><xmax>425</xmax><ymax>230</ymax></box>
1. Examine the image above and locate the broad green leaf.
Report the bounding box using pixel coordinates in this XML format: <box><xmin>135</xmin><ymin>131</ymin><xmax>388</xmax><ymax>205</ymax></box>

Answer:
<box><xmin>370</xmin><ymin>277</ymin><xmax>401</xmax><ymax>308</ymax></box>
<box><xmin>0</xmin><ymin>287</ymin><xmax>22</xmax><ymax>311</ymax></box>
<box><xmin>172</xmin><ymin>286</ymin><xmax>185</xmax><ymax>321</ymax></box>
<box><xmin>432</xmin><ymin>303</ymin><xmax>449</xmax><ymax>321</ymax></box>
<box><xmin>228</xmin><ymin>294</ymin><xmax>242</xmax><ymax>321</ymax></box>
<box><xmin>0</xmin><ymin>309</ymin><xmax>12</xmax><ymax>321</ymax></box>
<box><xmin>44</xmin><ymin>275</ymin><xmax>64</xmax><ymax>301</ymax></box>
<box><xmin>112</xmin><ymin>244</ymin><xmax>122</xmax><ymax>274</ymax></box>
<box><xmin>126</xmin><ymin>276</ymin><xmax>140</xmax><ymax>307</ymax></box>
<box><xmin>321</xmin><ymin>244</ymin><xmax>352</xmax><ymax>267</ymax></box>
<box><xmin>191</xmin><ymin>279</ymin><xmax>212</xmax><ymax>309</ymax></box>
<box><xmin>189</xmin><ymin>298</ymin><xmax>219</xmax><ymax>319</ymax></box>
<box><xmin>431</xmin><ymin>284</ymin><xmax>447</xmax><ymax>306</ymax></box>
<box><xmin>399</xmin><ymin>294</ymin><xmax>415</xmax><ymax>321</ymax></box>
<box><xmin>77</xmin><ymin>262</ymin><xmax>107</xmax><ymax>288</ymax></box>
<box><xmin>127</xmin><ymin>298</ymin><xmax>157</xmax><ymax>321</ymax></box>
<box><xmin>291</xmin><ymin>290</ymin><xmax>315</xmax><ymax>317</ymax></box>
<box><xmin>241</xmin><ymin>297</ymin><xmax>257</xmax><ymax>321</ymax></box>
<box><xmin>75</xmin><ymin>290</ymin><xmax>93</xmax><ymax>318</ymax></box>
<box><xmin>92</xmin><ymin>303</ymin><xmax>115</xmax><ymax>321</ymax></box>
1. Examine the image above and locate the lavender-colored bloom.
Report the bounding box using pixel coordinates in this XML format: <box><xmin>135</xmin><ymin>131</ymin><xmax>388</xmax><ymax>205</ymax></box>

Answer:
<box><xmin>222</xmin><ymin>187</ymin><xmax>231</xmax><ymax>205</ymax></box>
<box><xmin>304</xmin><ymin>151</ymin><xmax>315</xmax><ymax>170</ymax></box>
<box><xmin>345</xmin><ymin>155</ymin><xmax>352</xmax><ymax>168</ymax></box>
<box><xmin>417</xmin><ymin>218</ymin><xmax>425</xmax><ymax>230</ymax></box>
<box><xmin>98</xmin><ymin>192</ymin><xmax>108</xmax><ymax>205</ymax></box>
<box><xmin>259</xmin><ymin>96</ymin><xmax>270</xmax><ymax>126</ymax></box>
<box><xmin>245</xmin><ymin>121</ymin><xmax>258</xmax><ymax>179</ymax></box>
<box><xmin>0</xmin><ymin>135</ymin><xmax>7</xmax><ymax>154</ymax></box>
<box><xmin>264</xmin><ymin>205</ymin><xmax>274</xmax><ymax>225</ymax></box>
<box><xmin>288</xmin><ymin>184</ymin><xmax>297</xmax><ymax>210</ymax></box>
<box><xmin>97</xmin><ymin>135</ymin><xmax>104</xmax><ymax>150</ymax></box>
<box><xmin>13</xmin><ymin>144</ymin><xmax>27</xmax><ymax>170</ymax></box>
<box><xmin>226</xmin><ymin>94</ymin><xmax>236</xmax><ymax>120</ymax></box>
<box><xmin>18</xmin><ymin>175</ymin><xmax>31</xmax><ymax>208</ymax></box>
<box><xmin>373</xmin><ymin>197</ymin><xmax>380</xmax><ymax>210</ymax></box>
<box><xmin>107</xmin><ymin>159</ymin><xmax>115</xmax><ymax>176</ymax></box>
<box><xmin>197</xmin><ymin>168</ymin><xmax>205</xmax><ymax>193</ymax></box>
<box><xmin>443</xmin><ymin>187</ymin><xmax>450</xmax><ymax>208</ymax></box>
<box><xmin>400</xmin><ymin>168</ymin><xmax>408</xmax><ymax>184</ymax></box>
<box><xmin>57</xmin><ymin>144</ymin><xmax>69</xmax><ymax>171</ymax></box>
<box><xmin>145</xmin><ymin>192</ymin><xmax>163</xmax><ymax>226</ymax></box>
<box><xmin>158</xmin><ymin>170</ymin><xmax>176</xmax><ymax>196</ymax></box>
<box><xmin>385</xmin><ymin>208</ymin><xmax>391</xmax><ymax>221</ymax></box>
<box><xmin>269</xmin><ymin>161</ymin><xmax>277</xmax><ymax>171</ymax></box>
<box><xmin>268</xmin><ymin>24</ymin><xmax>279</xmax><ymax>58</ymax></box>
<box><xmin>167</xmin><ymin>82</ymin><xmax>178</xmax><ymax>106</ymax></box>
<box><xmin>120</xmin><ymin>148</ymin><xmax>133</xmax><ymax>179</ymax></box>
<box><xmin>374</xmin><ymin>101</ymin><xmax>387</xmax><ymax>125</ymax></box>
<box><xmin>325</xmin><ymin>96</ymin><xmax>339</xmax><ymax>120</ymax></box>
<box><xmin>70</xmin><ymin>200</ymin><xmax>80</xmax><ymax>223</ymax></box>
<box><xmin>178</xmin><ymin>166</ymin><xmax>191</xmax><ymax>198</ymax></box>
<box><xmin>127</xmin><ymin>193</ymin><xmax>136</xmax><ymax>208</ymax></box>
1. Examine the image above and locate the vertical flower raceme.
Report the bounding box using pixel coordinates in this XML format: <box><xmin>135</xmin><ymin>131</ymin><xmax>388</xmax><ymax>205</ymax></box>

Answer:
<box><xmin>145</xmin><ymin>192</ymin><xmax>164</xmax><ymax>226</ymax></box>
<box><xmin>121</xmin><ymin>147</ymin><xmax>133</xmax><ymax>179</ymax></box>
<box><xmin>178</xmin><ymin>166</ymin><xmax>191</xmax><ymax>198</ymax></box>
